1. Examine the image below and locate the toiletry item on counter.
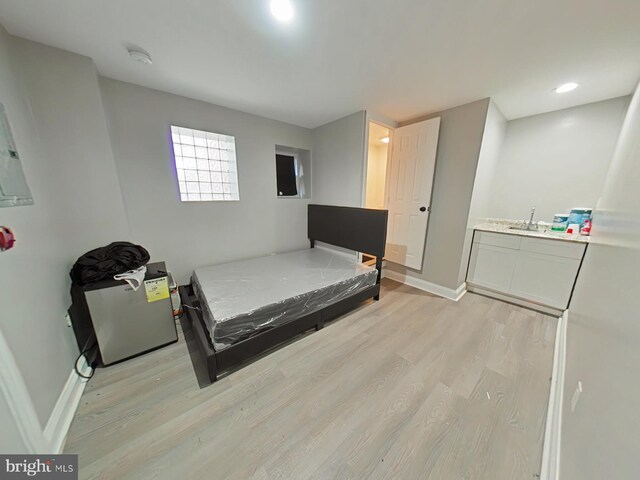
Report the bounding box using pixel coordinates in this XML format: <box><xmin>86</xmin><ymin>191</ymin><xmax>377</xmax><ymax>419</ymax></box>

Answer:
<box><xmin>580</xmin><ymin>219</ymin><xmax>592</xmax><ymax>236</ymax></box>
<box><xmin>568</xmin><ymin>208</ymin><xmax>593</xmax><ymax>228</ymax></box>
<box><xmin>567</xmin><ymin>223</ymin><xmax>581</xmax><ymax>235</ymax></box>
<box><xmin>551</xmin><ymin>213</ymin><xmax>570</xmax><ymax>232</ymax></box>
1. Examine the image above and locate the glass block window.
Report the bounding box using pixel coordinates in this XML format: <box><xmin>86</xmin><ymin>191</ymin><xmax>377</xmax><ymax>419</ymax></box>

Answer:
<box><xmin>170</xmin><ymin>125</ymin><xmax>240</xmax><ymax>202</ymax></box>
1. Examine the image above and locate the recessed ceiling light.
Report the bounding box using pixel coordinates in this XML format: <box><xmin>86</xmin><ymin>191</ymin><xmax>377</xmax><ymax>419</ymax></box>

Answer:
<box><xmin>271</xmin><ymin>0</ymin><xmax>294</xmax><ymax>21</ymax></box>
<box><xmin>128</xmin><ymin>49</ymin><xmax>152</xmax><ymax>65</ymax></box>
<box><xmin>380</xmin><ymin>137</ymin><xmax>390</xmax><ymax>144</ymax></box>
<box><xmin>553</xmin><ymin>82</ymin><xmax>579</xmax><ymax>94</ymax></box>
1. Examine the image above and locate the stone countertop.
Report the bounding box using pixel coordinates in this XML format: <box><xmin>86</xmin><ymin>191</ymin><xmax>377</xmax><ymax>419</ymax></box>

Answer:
<box><xmin>474</xmin><ymin>221</ymin><xmax>590</xmax><ymax>244</ymax></box>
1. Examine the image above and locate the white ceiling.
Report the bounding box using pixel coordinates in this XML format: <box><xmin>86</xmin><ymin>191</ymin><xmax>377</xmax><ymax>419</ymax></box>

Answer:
<box><xmin>0</xmin><ymin>0</ymin><xmax>639</xmax><ymax>128</ymax></box>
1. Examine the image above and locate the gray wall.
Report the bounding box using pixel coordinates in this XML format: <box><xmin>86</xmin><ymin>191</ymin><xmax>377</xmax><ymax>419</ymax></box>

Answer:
<box><xmin>311</xmin><ymin>111</ymin><xmax>366</xmax><ymax>207</ymax></box>
<box><xmin>99</xmin><ymin>78</ymin><xmax>314</xmax><ymax>284</ymax></box>
<box><xmin>0</xmin><ymin>33</ymin><xmax>130</xmax><ymax>425</ymax></box>
<box><xmin>560</xmin><ymin>81</ymin><xmax>640</xmax><ymax>479</ymax></box>
<box><xmin>458</xmin><ymin>100</ymin><xmax>507</xmax><ymax>285</ymax></box>
<box><xmin>386</xmin><ymin>99</ymin><xmax>490</xmax><ymax>290</ymax></box>
<box><xmin>487</xmin><ymin>97</ymin><xmax>629</xmax><ymax>222</ymax></box>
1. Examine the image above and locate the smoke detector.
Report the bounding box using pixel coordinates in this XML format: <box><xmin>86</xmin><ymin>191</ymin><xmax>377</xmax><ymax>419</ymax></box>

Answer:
<box><xmin>128</xmin><ymin>49</ymin><xmax>153</xmax><ymax>65</ymax></box>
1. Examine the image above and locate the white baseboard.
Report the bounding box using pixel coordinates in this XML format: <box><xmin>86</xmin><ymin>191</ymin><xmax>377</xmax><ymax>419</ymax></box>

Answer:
<box><xmin>540</xmin><ymin>310</ymin><xmax>568</xmax><ymax>480</ymax></box>
<box><xmin>467</xmin><ymin>284</ymin><xmax>564</xmax><ymax>317</ymax></box>
<box><xmin>383</xmin><ymin>269</ymin><xmax>467</xmax><ymax>301</ymax></box>
<box><xmin>43</xmin><ymin>356</ymin><xmax>92</xmax><ymax>453</ymax></box>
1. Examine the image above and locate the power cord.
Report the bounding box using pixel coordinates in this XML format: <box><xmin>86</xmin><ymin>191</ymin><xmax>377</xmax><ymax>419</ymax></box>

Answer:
<box><xmin>74</xmin><ymin>343</ymin><xmax>97</xmax><ymax>380</ymax></box>
<box><xmin>175</xmin><ymin>303</ymin><xmax>200</xmax><ymax>321</ymax></box>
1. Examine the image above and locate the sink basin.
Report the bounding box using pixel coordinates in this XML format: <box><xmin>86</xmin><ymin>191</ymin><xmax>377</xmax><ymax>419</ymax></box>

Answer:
<box><xmin>508</xmin><ymin>226</ymin><xmax>539</xmax><ymax>232</ymax></box>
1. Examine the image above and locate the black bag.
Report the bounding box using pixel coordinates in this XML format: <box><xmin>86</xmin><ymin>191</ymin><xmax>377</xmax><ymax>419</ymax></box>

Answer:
<box><xmin>70</xmin><ymin>241</ymin><xmax>150</xmax><ymax>286</ymax></box>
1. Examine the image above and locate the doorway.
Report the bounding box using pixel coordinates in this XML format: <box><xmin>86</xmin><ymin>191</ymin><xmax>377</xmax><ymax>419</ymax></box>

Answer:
<box><xmin>363</xmin><ymin>118</ymin><xmax>441</xmax><ymax>270</ymax></box>
<box><xmin>365</xmin><ymin>122</ymin><xmax>391</xmax><ymax>211</ymax></box>
<box><xmin>363</xmin><ymin>121</ymin><xmax>391</xmax><ymax>264</ymax></box>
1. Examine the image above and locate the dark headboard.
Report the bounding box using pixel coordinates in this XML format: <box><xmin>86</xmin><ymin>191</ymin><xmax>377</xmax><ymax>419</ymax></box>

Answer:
<box><xmin>308</xmin><ymin>204</ymin><xmax>388</xmax><ymax>258</ymax></box>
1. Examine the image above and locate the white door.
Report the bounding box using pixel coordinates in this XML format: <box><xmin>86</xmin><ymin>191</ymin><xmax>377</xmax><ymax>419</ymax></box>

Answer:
<box><xmin>385</xmin><ymin>118</ymin><xmax>440</xmax><ymax>269</ymax></box>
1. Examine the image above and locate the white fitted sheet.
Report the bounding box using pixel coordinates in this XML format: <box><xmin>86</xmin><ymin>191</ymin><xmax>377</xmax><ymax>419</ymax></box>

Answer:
<box><xmin>192</xmin><ymin>248</ymin><xmax>378</xmax><ymax>351</ymax></box>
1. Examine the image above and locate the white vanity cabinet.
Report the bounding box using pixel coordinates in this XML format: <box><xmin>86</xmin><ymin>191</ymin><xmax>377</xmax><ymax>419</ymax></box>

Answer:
<box><xmin>467</xmin><ymin>231</ymin><xmax>586</xmax><ymax>311</ymax></box>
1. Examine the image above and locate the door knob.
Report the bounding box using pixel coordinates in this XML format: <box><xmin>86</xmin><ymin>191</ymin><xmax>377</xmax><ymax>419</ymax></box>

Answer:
<box><xmin>420</xmin><ymin>206</ymin><xmax>427</xmax><ymax>212</ymax></box>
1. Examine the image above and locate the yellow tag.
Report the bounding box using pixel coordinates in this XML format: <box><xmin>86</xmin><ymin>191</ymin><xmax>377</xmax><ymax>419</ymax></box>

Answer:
<box><xmin>144</xmin><ymin>277</ymin><xmax>170</xmax><ymax>303</ymax></box>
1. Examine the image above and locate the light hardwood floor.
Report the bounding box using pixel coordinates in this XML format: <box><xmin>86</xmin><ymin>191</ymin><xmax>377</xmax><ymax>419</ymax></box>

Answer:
<box><xmin>65</xmin><ymin>279</ymin><xmax>556</xmax><ymax>480</ymax></box>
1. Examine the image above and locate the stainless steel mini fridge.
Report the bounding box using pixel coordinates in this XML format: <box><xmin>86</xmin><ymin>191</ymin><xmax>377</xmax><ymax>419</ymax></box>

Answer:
<box><xmin>71</xmin><ymin>261</ymin><xmax>178</xmax><ymax>366</ymax></box>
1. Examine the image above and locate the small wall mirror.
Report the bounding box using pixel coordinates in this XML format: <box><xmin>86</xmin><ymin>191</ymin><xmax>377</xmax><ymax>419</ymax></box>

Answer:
<box><xmin>0</xmin><ymin>103</ymin><xmax>33</xmax><ymax>207</ymax></box>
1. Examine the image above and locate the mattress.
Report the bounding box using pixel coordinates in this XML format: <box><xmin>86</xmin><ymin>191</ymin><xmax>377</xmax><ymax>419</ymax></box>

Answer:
<box><xmin>192</xmin><ymin>248</ymin><xmax>378</xmax><ymax>351</ymax></box>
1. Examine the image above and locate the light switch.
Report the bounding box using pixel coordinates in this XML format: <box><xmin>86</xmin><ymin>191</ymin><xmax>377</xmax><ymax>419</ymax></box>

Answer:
<box><xmin>571</xmin><ymin>381</ymin><xmax>583</xmax><ymax>412</ymax></box>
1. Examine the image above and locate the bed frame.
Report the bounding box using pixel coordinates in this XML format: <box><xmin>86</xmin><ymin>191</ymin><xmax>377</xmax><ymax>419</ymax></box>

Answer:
<box><xmin>179</xmin><ymin>204</ymin><xmax>388</xmax><ymax>383</ymax></box>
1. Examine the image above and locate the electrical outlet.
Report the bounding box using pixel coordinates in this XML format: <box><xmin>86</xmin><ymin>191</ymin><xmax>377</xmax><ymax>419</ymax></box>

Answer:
<box><xmin>64</xmin><ymin>312</ymin><xmax>72</xmax><ymax>328</ymax></box>
<box><xmin>571</xmin><ymin>381</ymin><xmax>583</xmax><ymax>412</ymax></box>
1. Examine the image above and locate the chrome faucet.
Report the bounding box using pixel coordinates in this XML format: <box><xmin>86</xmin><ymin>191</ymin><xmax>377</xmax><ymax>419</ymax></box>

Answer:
<box><xmin>522</xmin><ymin>206</ymin><xmax>538</xmax><ymax>231</ymax></box>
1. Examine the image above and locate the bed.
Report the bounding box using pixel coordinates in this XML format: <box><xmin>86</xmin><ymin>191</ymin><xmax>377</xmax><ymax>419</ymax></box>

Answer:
<box><xmin>179</xmin><ymin>204</ymin><xmax>388</xmax><ymax>383</ymax></box>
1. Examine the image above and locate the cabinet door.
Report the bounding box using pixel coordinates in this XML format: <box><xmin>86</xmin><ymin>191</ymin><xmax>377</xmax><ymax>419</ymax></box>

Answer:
<box><xmin>467</xmin><ymin>243</ymin><xmax>519</xmax><ymax>292</ymax></box>
<box><xmin>510</xmin><ymin>252</ymin><xmax>581</xmax><ymax>309</ymax></box>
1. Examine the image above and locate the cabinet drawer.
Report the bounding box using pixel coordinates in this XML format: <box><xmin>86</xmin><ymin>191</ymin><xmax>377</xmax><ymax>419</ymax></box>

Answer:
<box><xmin>473</xmin><ymin>231</ymin><xmax>522</xmax><ymax>250</ymax></box>
<box><xmin>520</xmin><ymin>237</ymin><xmax>586</xmax><ymax>259</ymax></box>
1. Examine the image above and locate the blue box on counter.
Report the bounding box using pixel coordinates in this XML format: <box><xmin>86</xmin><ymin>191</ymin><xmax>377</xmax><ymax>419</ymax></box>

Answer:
<box><xmin>567</xmin><ymin>208</ymin><xmax>593</xmax><ymax>228</ymax></box>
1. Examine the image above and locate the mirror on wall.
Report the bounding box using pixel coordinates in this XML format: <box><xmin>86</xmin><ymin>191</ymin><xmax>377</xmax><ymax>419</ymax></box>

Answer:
<box><xmin>0</xmin><ymin>103</ymin><xmax>33</xmax><ymax>207</ymax></box>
